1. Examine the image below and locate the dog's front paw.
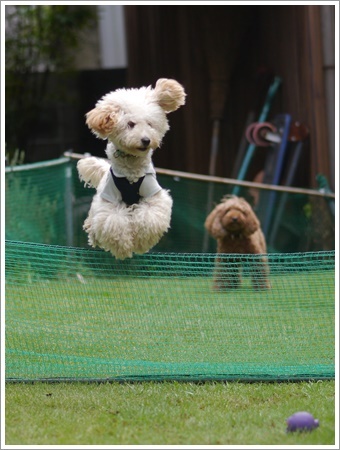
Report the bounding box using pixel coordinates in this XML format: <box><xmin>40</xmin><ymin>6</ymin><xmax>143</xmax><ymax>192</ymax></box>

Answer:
<box><xmin>77</xmin><ymin>157</ymin><xmax>109</xmax><ymax>189</ymax></box>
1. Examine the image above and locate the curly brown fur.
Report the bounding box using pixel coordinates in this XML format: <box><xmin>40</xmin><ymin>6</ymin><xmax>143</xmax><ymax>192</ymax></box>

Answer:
<box><xmin>205</xmin><ymin>195</ymin><xmax>270</xmax><ymax>290</ymax></box>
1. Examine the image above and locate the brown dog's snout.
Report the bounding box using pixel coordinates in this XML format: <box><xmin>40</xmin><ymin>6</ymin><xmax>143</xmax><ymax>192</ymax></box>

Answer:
<box><xmin>224</xmin><ymin>212</ymin><xmax>239</xmax><ymax>222</ymax></box>
<box><xmin>223</xmin><ymin>211</ymin><xmax>243</xmax><ymax>231</ymax></box>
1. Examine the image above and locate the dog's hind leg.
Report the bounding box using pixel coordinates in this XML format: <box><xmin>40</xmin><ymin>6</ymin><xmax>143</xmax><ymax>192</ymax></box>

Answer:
<box><xmin>84</xmin><ymin>198</ymin><xmax>134</xmax><ymax>259</ymax></box>
<box><xmin>101</xmin><ymin>209</ymin><xmax>134</xmax><ymax>259</ymax></box>
<box><xmin>213</xmin><ymin>256</ymin><xmax>242</xmax><ymax>290</ymax></box>
<box><xmin>251</xmin><ymin>256</ymin><xmax>271</xmax><ymax>290</ymax></box>
<box><xmin>131</xmin><ymin>190</ymin><xmax>173</xmax><ymax>254</ymax></box>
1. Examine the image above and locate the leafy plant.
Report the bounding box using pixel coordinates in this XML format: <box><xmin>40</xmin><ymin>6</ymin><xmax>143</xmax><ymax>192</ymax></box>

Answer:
<box><xmin>5</xmin><ymin>147</ymin><xmax>25</xmax><ymax>166</ymax></box>
<box><xmin>5</xmin><ymin>175</ymin><xmax>60</xmax><ymax>244</ymax></box>
<box><xmin>5</xmin><ymin>5</ymin><xmax>97</xmax><ymax>160</ymax></box>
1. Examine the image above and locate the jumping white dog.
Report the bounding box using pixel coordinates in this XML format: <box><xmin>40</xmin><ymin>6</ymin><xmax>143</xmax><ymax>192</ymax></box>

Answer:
<box><xmin>77</xmin><ymin>78</ymin><xmax>186</xmax><ymax>259</ymax></box>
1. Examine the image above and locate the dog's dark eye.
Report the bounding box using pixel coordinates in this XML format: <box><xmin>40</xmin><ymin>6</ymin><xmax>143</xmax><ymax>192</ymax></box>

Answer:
<box><xmin>127</xmin><ymin>121</ymin><xmax>136</xmax><ymax>129</ymax></box>
<box><xmin>147</xmin><ymin>122</ymin><xmax>153</xmax><ymax>127</ymax></box>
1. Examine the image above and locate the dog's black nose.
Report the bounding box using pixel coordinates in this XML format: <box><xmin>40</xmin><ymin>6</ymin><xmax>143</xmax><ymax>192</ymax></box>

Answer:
<box><xmin>141</xmin><ymin>138</ymin><xmax>150</xmax><ymax>147</ymax></box>
<box><xmin>232</xmin><ymin>217</ymin><xmax>238</xmax><ymax>222</ymax></box>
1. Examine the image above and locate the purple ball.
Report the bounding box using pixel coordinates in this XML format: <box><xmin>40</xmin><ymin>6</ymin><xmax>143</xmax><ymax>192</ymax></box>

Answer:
<box><xmin>286</xmin><ymin>411</ymin><xmax>319</xmax><ymax>432</ymax></box>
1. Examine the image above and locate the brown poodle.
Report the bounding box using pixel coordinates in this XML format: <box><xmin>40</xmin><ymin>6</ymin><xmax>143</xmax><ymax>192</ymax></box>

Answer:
<box><xmin>204</xmin><ymin>195</ymin><xmax>270</xmax><ymax>290</ymax></box>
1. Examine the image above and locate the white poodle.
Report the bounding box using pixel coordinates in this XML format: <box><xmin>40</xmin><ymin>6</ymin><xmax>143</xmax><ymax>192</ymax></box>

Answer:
<box><xmin>77</xmin><ymin>78</ymin><xmax>186</xmax><ymax>259</ymax></box>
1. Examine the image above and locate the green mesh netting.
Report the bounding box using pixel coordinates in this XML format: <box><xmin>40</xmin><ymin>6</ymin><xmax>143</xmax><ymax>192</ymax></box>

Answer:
<box><xmin>6</xmin><ymin>241</ymin><xmax>334</xmax><ymax>382</ymax></box>
<box><xmin>5</xmin><ymin>157</ymin><xmax>335</xmax><ymax>253</ymax></box>
<box><xmin>5</xmin><ymin>157</ymin><xmax>335</xmax><ymax>382</ymax></box>
<box><xmin>5</xmin><ymin>158</ymin><xmax>72</xmax><ymax>246</ymax></box>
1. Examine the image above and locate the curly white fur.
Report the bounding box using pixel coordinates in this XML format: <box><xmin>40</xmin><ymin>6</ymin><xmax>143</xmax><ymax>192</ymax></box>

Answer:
<box><xmin>77</xmin><ymin>78</ymin><xmax>186</xmax><ymax>259</ymax></box>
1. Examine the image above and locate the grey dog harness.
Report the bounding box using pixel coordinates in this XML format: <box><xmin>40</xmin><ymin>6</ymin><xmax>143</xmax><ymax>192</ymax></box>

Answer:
<box><xmin>100</xmin><ymin>163</ymin><xmax>162</xmax><ymax>206</ymax></box>
<box><xmin>110</xmin><ymin>168</ymin><xmax>144</xmax><ymax>205</ymax></box>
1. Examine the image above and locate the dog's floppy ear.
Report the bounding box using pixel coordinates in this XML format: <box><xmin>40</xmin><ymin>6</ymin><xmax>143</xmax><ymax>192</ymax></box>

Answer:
<box><xmin>154</xmin><ymin>78</ymin><xmax>186</xmax><ymax>113</ymax></box>
<box><xmin>204</xmin><ymin>203</ymin><xmax>227</xmax><ymax>239</ymax></box>
<box><xmin>85</xmin><ymin>106</ymin><xmax>119</xmax><ymax>139</ymax></box>
<box><xmin>241</xmin><ymin>200</ymin><xmax>261</xmax><ymax>236</ymax></box>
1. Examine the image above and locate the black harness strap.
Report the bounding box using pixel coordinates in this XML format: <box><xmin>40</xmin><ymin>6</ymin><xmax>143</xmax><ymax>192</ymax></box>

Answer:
<box><xmin>110</xmin><ymin>168</ymin><xmax>145</xmax><ymax>206</ymax></box>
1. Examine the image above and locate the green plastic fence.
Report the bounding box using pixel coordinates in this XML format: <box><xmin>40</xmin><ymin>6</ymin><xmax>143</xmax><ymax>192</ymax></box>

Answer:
<box><xmin>5</xmin><ymin>158</ymin><xmax>73</xmax><ymax>246</ymax></box>
<box><xmin>5</xmin><ymin>241</ymin><xmax>334</xmax><ymax>382</ymax></box>
<box><xmin>5</xmin><ymin>157</ymin><xmax>335</xmax><ymax>253</ymax></box>
<box><xmin>5</xmin><ymin>157</ymin><xmax>335</xmax><ymax>382</ymax></box>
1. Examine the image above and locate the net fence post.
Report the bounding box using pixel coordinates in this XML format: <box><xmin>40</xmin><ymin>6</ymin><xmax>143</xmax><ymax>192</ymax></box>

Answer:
<box><xmin>64</xmin><ymin>163</ymin><xmax>74</xmax><ymax>247</ymax></box>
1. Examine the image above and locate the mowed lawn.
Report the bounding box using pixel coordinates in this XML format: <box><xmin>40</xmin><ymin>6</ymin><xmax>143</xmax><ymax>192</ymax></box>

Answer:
<box><xmin>6</xmin><ymin>271</ymin><xmax>334</xmax><ymax>380</ymax></box>
<box><xmin>5</xmin><ymin>268</ymin><xmax>335</xmax><ymax>445</ymax></box>
<box><xmin>5</xmin><ymin>380</ymin><xmax>335</xmax><ymax>445</ymax></box>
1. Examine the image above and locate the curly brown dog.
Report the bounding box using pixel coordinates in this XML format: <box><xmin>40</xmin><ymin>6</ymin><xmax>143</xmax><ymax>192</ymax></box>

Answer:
<box><xmin>205</xmin><ymin>195</ymin><xmax>270</xmax><ymax>290</ymax></box>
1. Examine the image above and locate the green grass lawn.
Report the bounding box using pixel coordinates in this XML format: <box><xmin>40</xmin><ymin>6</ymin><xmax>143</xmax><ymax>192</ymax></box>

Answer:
<box><xmin>6</xmin><ymin>271</ymin><xmax>334</xmax><ymax>381</ymax></box>
<box><xmin>5</xmin><ymin>380</ymin><xmax>335</xmax><ymax>445</ymax></box>
<box><xmin>5</xmin><ymin>251</ymin><xmax>335</xmax><ymax>445</ymax></box>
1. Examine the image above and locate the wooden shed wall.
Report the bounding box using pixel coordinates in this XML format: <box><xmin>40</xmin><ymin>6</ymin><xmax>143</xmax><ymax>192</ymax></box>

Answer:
<box><xmin>125</xmin><ymin>4</ymin><xmax>333</xmax><ymax>190</ymax></box>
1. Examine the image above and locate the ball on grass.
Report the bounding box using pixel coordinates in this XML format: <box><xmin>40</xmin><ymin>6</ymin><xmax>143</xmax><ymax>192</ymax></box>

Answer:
<box><xmin>286</xmin><ymin>411</ymin><xmax>319</xmax><ymax>432</ymax></box>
